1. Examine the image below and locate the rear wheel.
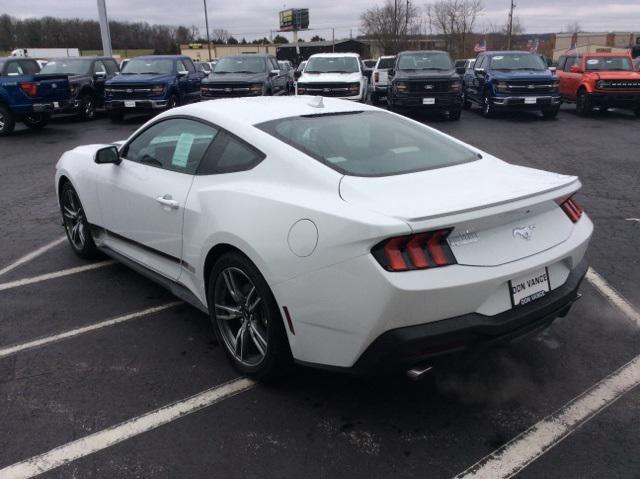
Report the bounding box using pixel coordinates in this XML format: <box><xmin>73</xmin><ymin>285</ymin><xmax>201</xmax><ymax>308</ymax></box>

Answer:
<box><xmin>576</xmin><ymin>90</ymin><xmax>592</xmax><ymax>117</ymax></box>
<box><xmin>0</xmin><ymin>104</ymin><xmax>16</xmax><ymax>136</ymax></box>
<box><xmin>60</xmin><ymin>182</ymin><xmax>100</xmax><ymax>259</ymax></box>
<box><xmin>448</xmin><ymin>108</ymin><xmax>462</xmax><ymax>121</ymax></box>
<box><xmin>79</xmin><ymin>93</ymin><xmax>96</xmax><ymax>120</ymax></box>
<box><xmin>208</xmin><ymin>252</ymin><xmax>292</xmax><ymax>380</ymax></box>
<box><xmin>23</xmin><ymin>112</ymin><xmax>50</xmax><ymax>129</ymax></box>
<box><xmin>482</xmin><ymin>90</ymin><xmax>495</xmax><ymax>118</ymax></box>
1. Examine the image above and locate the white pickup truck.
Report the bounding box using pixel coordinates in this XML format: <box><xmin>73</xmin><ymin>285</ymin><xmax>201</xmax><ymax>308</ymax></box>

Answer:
<box><xmin>295</xmin><ymin>53</ymin><xmax>368</xmax><ymax>102</ymax></box>
<box><xmin>370</xmin><ymin>55</ymin><xmax>396</xmax><ymax>104</ymax></box>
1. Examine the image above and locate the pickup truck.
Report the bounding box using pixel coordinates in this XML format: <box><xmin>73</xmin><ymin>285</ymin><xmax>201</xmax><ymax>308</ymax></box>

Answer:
<box><xmin>104</xmin><ymin>55</ymin><xmax>204</xmax><ymax>122</ymax></box>
<box><xmin>0</xmin><ymin>57</ymin><xmax>72</xmax><ymax>136</ymax></box>
<box><xmin>200</xmin><ymin>54</ymin><xmax>289</xmax><ymax>99</ymax></box>
<box><xmin>387</xmin><ymin>50</ymin><xmax>463</xmax><ymax>120</ymax></box>
<box><xmin>296</xmin><ymin>53</ymin><xmax>368</xmax><ymax>102</ymax></box>
<box><xmin>370</xmin><ymin>55</ymin><xmax>395</xmax><ymax>104</ymax></box>
<box><xmin>40</xmin><ymin>56</ymin><xmax>119</xmax><ymax>120</ymax></box>
<box><xmin>556</xmin><ymin>53</ymin><xmax>640</xmax><ymax>117</ymax></box>
<box><xmin>463</xmin><ymin>51</ymin><xmax>560</xmax><ymax>119</ymax></box>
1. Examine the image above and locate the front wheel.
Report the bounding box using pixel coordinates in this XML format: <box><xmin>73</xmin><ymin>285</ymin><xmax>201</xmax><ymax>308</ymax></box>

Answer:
<box><xmin>60</xmin><ymin>182</ymin><xmax>100</xmax><ymax>259</ymax></box>
<box><xmin>23</xmin><ymin>112</ymin><xmax>50</xmax><ymax>129</ymax></box>
<box><xmin>79</xmin><ymin>93</ymin><xmax>96</xmax><ymax>121</ymax></box>
<box><xmin>208</xmin><ymin>252</ymin><xmax>292</xmax><ymax>380</ymax></box>
<box><xmin>576</xmin><ymin>90</ymin><xmax>592</xmax><ymax>117</ymax></box>
<box><xmin>167</xmin><ymin>94</ymin><xmax>179</xmax><ymax>109</ymax></box>
<box><xmin>482</xmin><ymin>91</ymin><xmax>495</xmax><ymax>118</ymax></box>
<box><xmin>0</xmin><ymin>104</ymin><xmax>16</xmax><ymax>136</ymax></box>
<box><xmin>448</xmin><ymin>109</ymin><xmax>462</xmax><ymax>121</ymax></box>
<box><xmin>462</xmin><ymin>91</ymin><xmax>472</xmax><ymax>110</ymax></box>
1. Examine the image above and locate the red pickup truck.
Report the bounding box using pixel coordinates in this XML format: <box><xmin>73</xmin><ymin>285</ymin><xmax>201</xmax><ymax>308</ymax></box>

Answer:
<box><xmin>556</xmin><ymin>53</ymin><xmax>640</xmax><ymax>117</ymax></box>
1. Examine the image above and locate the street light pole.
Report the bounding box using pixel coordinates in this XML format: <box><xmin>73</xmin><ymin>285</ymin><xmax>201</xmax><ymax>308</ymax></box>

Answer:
<box><xmin>96</xmin><ymin>0</ymin><xmax>112</xmax><ymax>57</ymax></box>
<box><xmin>507</xmin><ymin>0</ymin><xmax>515</xmax><ymax>50</ymax></box>
<box><xmin>204</xmin><ymin>0</ymin><xmax>212</xmax><ymax>61</ymax></box>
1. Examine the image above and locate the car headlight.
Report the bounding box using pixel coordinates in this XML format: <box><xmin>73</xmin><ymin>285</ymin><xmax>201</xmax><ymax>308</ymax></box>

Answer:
<box><xmin>495</xmin><ymin>81</ymin><xmax>509</xmax><ymax>93</ymax></box>
<box><xmin>552</xmin><ymin>80</ymin><xmax>560</xmax><ymax>88</ymax></box>
<box><xmin>250</xmin><ymin>83</ymin><xmax>263</xmax><ymax>94</ymax></box>
<box><xmin>151</xmin><ymin>84</ymin><xmax>165</xmax><ymax>95</ymax></box>
<box><xmin>394</xmin><ymin>81</ymin><xmax>408</xmax><ymax>93</ymax></box>
<box><xmin>450</xmin><ymin>81</ymin><xmax>462</xmax><ymax>92</ymax></box>
<box><xmin>104</xmin><ymin>87</ymin><xmax>112</xmax><ymax>94</ymax></box>
<box><xmin>348</xmin><ymin>82</ymin><xmax>360</xmax><ymax>95</ymax></box>
<box><xmin>596</xmin><ymin>80</ymin><xmax>605</xmax><ymax>89</ymax></box>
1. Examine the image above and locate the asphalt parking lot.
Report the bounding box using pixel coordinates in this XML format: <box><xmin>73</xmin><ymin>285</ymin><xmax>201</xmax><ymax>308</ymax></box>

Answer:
<box><xmin>1</xmin><ymin>104</ymin><xmax>639</xmax><ymax>478</ymax></box>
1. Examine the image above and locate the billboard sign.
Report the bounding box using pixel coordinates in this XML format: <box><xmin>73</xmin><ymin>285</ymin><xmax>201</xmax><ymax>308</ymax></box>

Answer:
<box><xmin>279</xmin><ymin>8</ymin><xmax>309</xmax><ymax>31</ymax></box>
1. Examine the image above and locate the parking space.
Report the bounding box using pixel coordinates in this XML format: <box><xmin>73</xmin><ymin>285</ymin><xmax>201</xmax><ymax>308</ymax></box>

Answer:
<box><xmin>1</xmin><ymin>104</ymin><xmax>639</xmax><ymax>478</ymax></box>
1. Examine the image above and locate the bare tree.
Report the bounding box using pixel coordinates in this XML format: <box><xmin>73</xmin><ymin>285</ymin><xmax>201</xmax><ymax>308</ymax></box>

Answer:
<box><xmin>564</xmin><ymin>21</ymin><xmax>581</xmax><ymax>34</ymax></box>
<box><xmin>361</xmin><ymin>0</ymin><xmax>421</xmax><ymax>55</ymax></box>
<box><xmin>426</xmin><ymin>0</ymin><xmax>484</xmax><ymax>58</ymax></box>
<box><xmin>211</xmin><ymin>28</ymin><xmax>230</xmax><ymax>44</ymax></box>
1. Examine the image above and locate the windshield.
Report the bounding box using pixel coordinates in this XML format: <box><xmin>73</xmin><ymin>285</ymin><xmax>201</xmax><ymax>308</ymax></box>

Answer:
<box><xmin>40</xmin><ymin>59</ymin><xmax>91</xmax><ymax>75</ymax></box>
<box><xmin>490</xmin><ymin>53</ymin><xmax>546</xmax><ymax>71</ymax></box>
<box><xmin>585</xmin><ymin>56</ymin><xmax>632</xmax><ymax>71</ymax></box>
<box><xmin>214</xmin><ymin>57</ymin><xmax>266</xmax><ymax>73</ymax></box>
<box><xmin>377</xmin><ymin>57</ymin><xmax>395</xmax><ymax>69</ymax></box>
<box><xmin>258</xmin><ymin>111</ymin><xmax>478</xmax><ymax>177</ymax></box>
<box><xmin>305</xmin><ymin>56</ymin><xmax>360</xmax><ymax>74</ymax></box>
<box><xmin>121</xmin><ymin>58</ymin><xmax>174</xmax><ymax>75</ymax></box>
<box><xmin>397</xmin><ymin>52</ymin><xmax>452</xmax><ymax>71</ymax></box>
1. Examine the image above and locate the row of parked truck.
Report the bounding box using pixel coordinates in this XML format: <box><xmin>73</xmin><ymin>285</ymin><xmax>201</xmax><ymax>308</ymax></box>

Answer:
<box><xmin>1</xmin><ymin>49</ymin><xmax>639</xmax><ymax>135</ymax></box>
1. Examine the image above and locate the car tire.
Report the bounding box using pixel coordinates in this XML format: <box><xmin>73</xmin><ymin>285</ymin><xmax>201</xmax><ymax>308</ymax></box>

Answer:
<box><xmin>167</xmin><ymin>94</ymin><xmax>179</xmax><ymax>109</ymax></box>
<box><xmin>79</xmin><ymin>93</ymin><xmax>96</xmax><ymax>121</ymax></box>
<box><xmin>449</xmin><ymin>109</ymin><xmax>462</xmax><ymax>121</ymax></box>
<box><xmin>23</xmin><ymin>112</ymin><xmax>50</xmax><ymax>129</ymax></box>
<box><xmin>576</xmin><ymin>90</ymin><xmax>592</xmax><ymax>117</ymax></box>
<box><xmin>59</xmin><ymin>182</ymin><xmax>100</xmax><ymax>259</ymax></box>
<box><xmin>0</xmin><ymin>103</ymin><xmax>16</xmax><ymax>136</ymax></box>
<box><xmin>542</xmin><ymin>107</ymin><xmax>560</xmax><ymax>120</ymax></box>
<box><xmin>110</xmin><ymin>110</ymin><xmax>124</xmax><ymax>122</ymax></box>
<box><xmin>462</xmin><ymin>91</ymin><xmax>472</xmax><ymax>110</ymax></box>
<box><xmin>482</xmin><ymin>90</ymin><xmax>495</xmax><ymax>118</ymax></box>
<box><xmin>207</xmin><ymin>252</ymin><xmax>293</xmax><ymax>381</ymax></box>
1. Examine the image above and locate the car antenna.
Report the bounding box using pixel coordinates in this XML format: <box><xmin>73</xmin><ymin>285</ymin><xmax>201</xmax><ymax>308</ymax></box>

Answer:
<box><xmin>308</xmin><ymin>96</ymin><xmax>324</xmax><ymax>108</ymax></box>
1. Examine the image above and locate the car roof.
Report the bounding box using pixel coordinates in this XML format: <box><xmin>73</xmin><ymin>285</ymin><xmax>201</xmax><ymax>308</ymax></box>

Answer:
<box><xmin>224</xmin><ymin>53</ymin><xmax>272</xmax><ymax>58</ymax></box>
<box><xmin>160</xmin><ymin>96</ymin><xmax>377</xmax><ymax>127</ymax></box>
<box><xmin>580</xmin><ymin>52</ymin><xmax>632</xmax><ymax>58</ymax></box>
<box><xmin>134</xmin><ymin>55</ymin><xmax>186</xmax><ymax>60</ymax></box>
<box><xmin>485</xmin><ymin>51</ymin><xmax>533</xmax><ymax>55</ymax></box>
<box><xmin>308</xmin><ymin>52</ymin><xmax>360</xmax><ymax>58</ymax></box>
<box><xmin>46</xmin><ymin>56</ymin><xmax>111</xmax><ymax>61</ymax></box>
<box><xmin>398</xmin><ymin>50</ymin><xmax>448</xmax><ymax>55</ymax></box>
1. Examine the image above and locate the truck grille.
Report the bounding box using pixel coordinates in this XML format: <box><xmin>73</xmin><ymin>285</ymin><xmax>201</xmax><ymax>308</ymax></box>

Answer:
<box><xmin>598</xmin><ymin>80</ymin><xmax>640</xmax><ymax>89</ymax></box>
<box><xmin>107</xmin><ymin>85</ymin><xmax>155</xmax><ymax>98</ymax></box>
<box><xmin>505</xmin><ymin>81</ymin><xmax>557</xmax><ymax>94</ymax></box>
<box><xmin>297</xmin><ymin>82</ymin><xmax>358</xmax><ymax>97</ymax></box>
<box><xmin>407</xmin><ymin>80</ymin><xmax>452</xmax><ymax>93</ymax></box>
<box><xmin>201</xmin><ymin>83</ymin><xmax>253</xmax><ymax>97</ymax></box>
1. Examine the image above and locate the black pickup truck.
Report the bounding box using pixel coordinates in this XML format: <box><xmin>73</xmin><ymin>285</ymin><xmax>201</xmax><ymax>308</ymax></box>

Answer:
<box><xmin>387</xmin><ymin>50</ymin><xmax>463</xmax><ymax>120</ymax></box>
<box><xmin>40</xmin><ymin>56</ymin><xmax>119</xmax><ymax>120</ymax></box>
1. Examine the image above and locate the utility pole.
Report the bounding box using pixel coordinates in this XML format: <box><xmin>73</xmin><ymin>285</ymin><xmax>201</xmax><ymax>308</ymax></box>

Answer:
<box><xmin>203</xmin><ymin>0</ymin><xmax>212</xmax><ymax>61</ymax></box>
<box><xmin>96</xmin><ymin>0</ymin><xmax>112</xmax><ymax>57</ymax></box>
<box><xmin>507</xmin><ymin>0</ymin><xmax>515</xmax><ymax>50</ymax></box>
<box><xmin>332</xmin><ymin>28</ymin><xmax>335</xmax><ymax>52</ymax></box>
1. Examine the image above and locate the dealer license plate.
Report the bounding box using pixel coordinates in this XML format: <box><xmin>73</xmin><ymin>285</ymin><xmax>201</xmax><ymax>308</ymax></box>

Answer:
<box><xmin>423</xmin><ymin>98</ymin><xmax>435</xmax><ymax>105</ymax></box>
<box><xmin>524</xmin><ymin>97</ymin><xmax>537</xmax><ymax>104</ymax></box>
<box><xmin>124</xmin><ymin>100</ymin><xmax>136</xmax><ymax>108</ymax></box>
<box><xmin>509</xmin><ymin>267</ymin><xmax>551</xmax><ymax>307</ymax></box>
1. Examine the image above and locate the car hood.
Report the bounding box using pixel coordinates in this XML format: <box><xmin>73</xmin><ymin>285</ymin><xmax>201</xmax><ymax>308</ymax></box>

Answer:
<box><xmin>393</xmin><ymin>70</ymin><xmax>457</xmax><ymax>80</ymax></box>
<box><xmin>204</xmin><ymin>72</ymin><xmax>267</xmax><ymax>83</ymax></box>
<box><xmin>490</xmin><ymin>70</ymin><xmax>554</xmax><ymax>81</ymax></box>
<box><xmin>585</xmin><ymin>71</ymin><xmax>640</xmax><ymax>80</ymax></box>
<box><xmin>339</xmin><ymin>155</ymin><xmax>579</xmax><ymax>224</ymax></box>
<box><xmin>299</xmin><ymin>72</ymin><xmax>362</xmax><ymax>83</ymax></box>
<box><xmin>107</xmin><ymin>73</ymin><xmax>175</xmax><ymax>84</ymax></box>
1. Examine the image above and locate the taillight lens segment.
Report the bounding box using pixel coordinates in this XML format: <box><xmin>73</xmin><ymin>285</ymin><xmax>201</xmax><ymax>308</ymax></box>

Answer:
<box><xmin>372</xmin><ymin>229</ymin><xmax>457</xmax><ymax>272</ymax></box>
<box><xmin>560</xmin><ymin>196</ymin><xmax>584</xmax><ymax>223</ymax></box>
<box><xmin>19</xmin><ymin>82</ymin><xmax>37</xmax><ymax>97</ymax></box>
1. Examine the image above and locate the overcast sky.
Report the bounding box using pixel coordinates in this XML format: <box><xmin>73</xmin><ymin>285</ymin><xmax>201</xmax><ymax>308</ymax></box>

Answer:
<box><xmin>3</xmin><ymin>0</ymin><xmax>640</xmax><ymax>41</ymax></box>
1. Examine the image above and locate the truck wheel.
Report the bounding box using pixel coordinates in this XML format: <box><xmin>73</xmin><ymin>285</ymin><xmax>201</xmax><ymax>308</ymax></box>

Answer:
<box><xmin>167</xmin><ymin>94</ymin><xmax>179</xmax><ymax>109</ymax></box>
<box><xmin>462</xmin><ymin>91</ymin><xmax>472</xmax><ymax>110</ymax></box>
<box><xmin>576</xmin><ymin>90</ymin><xmax>592</xmax><ymax>117</ymax></box>
<box><xmin>23</xmin><ymin>113</ymin><xmax>50</xmax><ymax>129</ymax></box>
<box><xmin>482</xmin><ymin>91</ymin><xmax>495</xmax><ymax>118</ymax></box>
<box><xmin>110</xmin><ymin>110</ymin><xmax>124</xmax><ymax>122</ymax></box>
<box><xmin>448</xmin><ymin>109</ymin><xmax>462</xmax><ymax>121</ymax></box>
<box><xmin>542</xmin><ymin>107</ymin><xmax>560</xmax><ymax>120</ymax></box>
<box><xmin>60</xmin><ymin>181</ymin><xmax>100</xmax><ymax>259</ymax></box>
<box><xmin>79</xmin><ymin>93</ymin><xmax>96</xmax><ymax>121</ymax></box>
<box><xmin>0</xmin><ymin>104</ymin><xmax>16</xmax><ymax>136</ymax></box>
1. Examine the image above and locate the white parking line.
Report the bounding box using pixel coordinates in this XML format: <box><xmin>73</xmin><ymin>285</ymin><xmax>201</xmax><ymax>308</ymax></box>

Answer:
<box><xmin>0</xmin><ymin>377</ymin><xmax>256</xmax><ymax>479</ymax></box>
<box><xmin>0</xmin><ymin>302</ymin><xmax>182</xmax><ymax>359</ymax></box>
<box><xmin>0</xmin><ymin>261</ymin><xmax>115</xmax><ymax>292</ymax></box>
<box><xmin>0</xmin><ymin>236</ymin><xmax>66</xmax><ymax>277</ymax></box>
<box><xmin>586</xmin><ymin>267</ymin><xmax>640</xmax><ymax>328</ymax></box>
<box><xmin>455</xmin><ymin>354</ymin><xmax>640</xmax><ymax>479</ymax></box>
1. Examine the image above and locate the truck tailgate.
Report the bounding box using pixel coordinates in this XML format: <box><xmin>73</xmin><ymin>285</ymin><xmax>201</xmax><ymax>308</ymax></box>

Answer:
<box><xmin>33</xmin><ymin>74</ymin><xmax>71</xmax><ymax>101</ymax></box>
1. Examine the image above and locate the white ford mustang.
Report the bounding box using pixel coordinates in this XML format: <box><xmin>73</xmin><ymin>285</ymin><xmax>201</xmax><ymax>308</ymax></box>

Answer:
<box><xmin>55</xmin><ymin>96</ymin><xmax>593</xmax><ymax>379</ymax></box>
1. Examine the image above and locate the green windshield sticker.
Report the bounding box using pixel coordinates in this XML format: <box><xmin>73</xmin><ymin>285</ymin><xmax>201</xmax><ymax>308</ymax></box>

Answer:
<box><xmin>172</xmin><ymin>133</ymin><xmax>195</xmax><ymax>168</ymax></box>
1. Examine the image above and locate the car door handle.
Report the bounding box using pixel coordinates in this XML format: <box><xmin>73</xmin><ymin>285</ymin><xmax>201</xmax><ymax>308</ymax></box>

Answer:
<box><xmin>156</xmin><ymin>194</ymin><xmax>179</xmax><ymax>209</ymax></box>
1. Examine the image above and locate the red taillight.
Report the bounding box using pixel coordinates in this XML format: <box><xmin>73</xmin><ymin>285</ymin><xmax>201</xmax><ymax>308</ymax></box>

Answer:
<box><xmin>19</xmin><ymin>82</ymin><xmax>38</xmax><ymax>97</ymax></box>
<box><xmin>374</xmin><ymin>71</ymin><xmax>379</xmax><ymax>82</ymax></box>
<box><xmin>559</xmin><ymin>196</ymin><xmax>584</xmax><ymax>223</ymax></box>
<box><xmin>373</xmin><ymin>229</ymin><xmax>457</xmax><ymax>272</ymax></box>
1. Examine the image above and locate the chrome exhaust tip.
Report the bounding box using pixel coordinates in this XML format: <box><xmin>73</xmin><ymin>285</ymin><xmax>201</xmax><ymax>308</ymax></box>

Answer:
<box><xmin>406</xmin><ymin>364</ymin><xmax>433</xmax><ymax>381</ymax></box>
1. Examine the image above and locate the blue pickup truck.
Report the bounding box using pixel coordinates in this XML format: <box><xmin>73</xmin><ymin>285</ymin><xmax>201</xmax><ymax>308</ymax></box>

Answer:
<box><xmin>0</xmin><ymin>57</ymin><xmax>72</xmax><ymax>136</ymax></box>
<box><xmin>463</xmin><ymin>51</ymin><xmax>561</xmax><ymax>119</ymax></box>
<box><xmin>104</xmin><ymin>55</ymin><xmax>204</xmax><ymax>122</ymax></box>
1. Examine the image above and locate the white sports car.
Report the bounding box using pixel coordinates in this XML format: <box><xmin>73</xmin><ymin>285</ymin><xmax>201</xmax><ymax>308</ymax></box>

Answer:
<box><xmin>55</xmin><ymin>96</ymin><xmax>593</xmax><ymax>379</ymax></box>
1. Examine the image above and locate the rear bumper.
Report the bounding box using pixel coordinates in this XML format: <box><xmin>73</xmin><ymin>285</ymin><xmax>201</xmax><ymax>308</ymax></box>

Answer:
<box><xmin>491</xmin><ymin>95</ymin><xmax>561</xmax><ymax>109</ymax></box>
<box><xmin>350</xmin><ymin>259</ymin><xmax>588</xmax><ymax>373</ymax></box>
<box><xmin>33</xmin><ymin>99</ymin><xmax>75</xmax><ymax>113</ymax></box>
<box><xmin>105</xmin><ymin>99</ymin><xmax>169</xmax><ymax>111</ymax></box>
<box><xmin>589</xmin><ymin>93</ymin><xmax>640</xmax><ymax>109</ymax></box>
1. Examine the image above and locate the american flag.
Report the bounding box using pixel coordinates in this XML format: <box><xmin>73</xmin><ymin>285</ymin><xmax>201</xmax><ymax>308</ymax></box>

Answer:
<box><xmin>474</xmin><ymin>39</ymin><xmax>487</xmax><ymax>53</ymax></box>
<box><xmin>566</xmin><ymin>41</ymin><xmax>578</xmax><ymax>56</ymax></box>
<box><xmin>529</xmin><ymin>38</ymin><xmax>539</xmax><ymax>53</ymax></box>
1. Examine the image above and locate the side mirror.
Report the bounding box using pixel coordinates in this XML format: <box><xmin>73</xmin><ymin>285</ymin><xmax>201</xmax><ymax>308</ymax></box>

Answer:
<box><xmin>475</xmin><ymin>68</ymin><xmax>485</xmax><ymax>75</ymax></box>
<box><xmin>94</xmin><ymin>71</ymin><xmax>107</xmax><ymax>79</ymax></box>
<box><xmin>294</xmin><ymin>70</ymin><xmax>302</xmax><ymax>79</ymax></box>
<box><xmin>177</xmin><ymin>70</ymin><xmax>189</xmax><ymax>77</ymax></box>
<box><xmin>570</xmin><ymin>64</ymin><xmax>583</xmax><ymax>73</ymax></box>
<box><xmin>363</xmin><ymin>69</ymin><xmax>372</xmax><ymax>79</ymax></box>
<box><xmin>94</xmin><ymin>145</ymin><xmax>121</xmax><ymax>165</ymax></box>
<box><xmin>455</xmin><ymin>67</ymin><xmax>466</xmax><ymax>75</ymax></box>
<box><xmin>388</xmin><ymin>69</ymin><xmax>395</xmax><ymax>77</ymax></box>
<box><xmin>548</xmin><ymin>66</ymin><xmax>557</xmax><ymax>74</ymax></box>
<box><xmin>269</xmin><ymin>69</ymin><xmax>280</xmax><ymax>77</ymax></box>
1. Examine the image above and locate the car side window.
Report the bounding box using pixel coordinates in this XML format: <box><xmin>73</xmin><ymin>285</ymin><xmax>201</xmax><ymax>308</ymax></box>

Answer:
<box><xmin>564</xmin><ymin>57</ymin><xmax>577</xmax><ymax>71</ymax></box>
<box><xmin>475</xmin><ymin>55</ymin><xmax>486</xmax><ymax>70</ymax></box>
<box><xmin>177</xmin><ymin>60</ymin><xmax>187</xmax><ymax>73</ymax></box>
<box><xmin>94</xmin><ymin>61</ymin><xmax>107</xmax><ymax>75</ymax></box>
<box><xmin>184</xmin><ymin>58</ymin><xmax>196</xmax><ymax>73</ymax></box>
<box><xmin>269</xmin><ymin>58</ymin><xmax>279</xmax><ymax>71</ymax></box>
<box><xmin>19</xmin><ymin>60</ymin><xmax>39</xmax><ymax>74</ymax></box>
<box><xmin>104</xmin><ymin>59</ymin><xmax>118</xmax><ymax>75</ymax></box>
<box><xmin>198</xmin><ymin>131</ymin><xmax>265</xmax><ymax>175</ymax></box>
<box><xmin>5</xmin><ymin>61</ymin><xmax>24</xmax><ymax>76</ymax></box>
<box><xmin>557</xmin><ymin>56</ymin><xmax>566</xmax><ymax>71</ymax></box>
<box><xmin>124</xmin><ymin>118</ymin><xmax>219</xmax><ymax>174</ymax></box>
